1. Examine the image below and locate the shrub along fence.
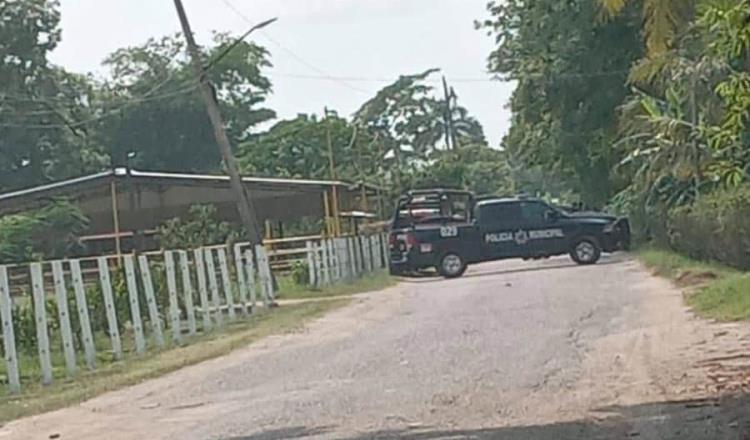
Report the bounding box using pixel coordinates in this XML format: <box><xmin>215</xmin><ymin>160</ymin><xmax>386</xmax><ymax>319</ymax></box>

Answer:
<box><xmin>0</xmin><ymin>234</ymin><xmax>388</xmax><ymax>395</ymax></box>
<box><xmin>667</xmin><ymin>185</ymin><xmax>750</xmax><ymax>271</ymax></box>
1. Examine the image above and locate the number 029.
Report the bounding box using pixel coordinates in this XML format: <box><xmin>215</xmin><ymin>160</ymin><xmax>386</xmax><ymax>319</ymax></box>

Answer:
<box><xmin>440</xmin><ymin>226</ymin><xmax>458</xmax><ymax>237</ymax></box>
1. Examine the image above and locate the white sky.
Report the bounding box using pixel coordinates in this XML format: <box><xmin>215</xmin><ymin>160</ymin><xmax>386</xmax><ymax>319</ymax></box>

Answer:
<box><xmin>50</xmin><ymin>0</ymin><xmax>514</xmax><ymax>146</ymax></box>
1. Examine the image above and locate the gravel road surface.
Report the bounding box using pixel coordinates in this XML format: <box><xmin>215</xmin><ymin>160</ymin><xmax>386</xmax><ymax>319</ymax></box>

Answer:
<box><xmin>5</xmin><ymin>255</ymin><xmax>750</xmax><ymax>439</ymax></box>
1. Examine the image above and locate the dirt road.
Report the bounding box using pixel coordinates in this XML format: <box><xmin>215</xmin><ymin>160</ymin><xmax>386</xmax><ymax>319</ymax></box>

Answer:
<box><xmin>4</xmin><ymin>256</ymin><xmax>750</xmax><ymax>439</ymax></box>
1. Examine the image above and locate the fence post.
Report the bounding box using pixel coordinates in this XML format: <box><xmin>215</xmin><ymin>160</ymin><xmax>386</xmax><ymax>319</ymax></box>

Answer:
<box><xmin>70</xmin><ymin>260</ymin><xmax>96</xmax><ymax>370</ymax></box>
<box><xmin>367</xmin><ymin>236</ymin><xmax>374</xmax><ymax>272</ymax></box>
<box><xmin>320</xmin><ymin>240</ymin><xmax>330</xmax><ymax>286</ymax></box>
<box><xmin>255</xmin><ymin>245</ymin><xmax>274</xmax><ymax>304</ymax></box>
<box><xmin>193</xmin><ymin>248</ymin><xmax>212</xmax><ymax>331</ymax></box>
<box><xmin>177</xmin><ymin>251</ymin><xmax>198</xmax><ymax>336</ymax></box>
<box><xmin>123</xmin><ymin>255</ymin><xmax>146</xmax><ymax>355</ymax></box>
<box><xmin>243</xmin><ymin>249</ymin><xmax>258</xmax><ymax>311</ymax></box>
<box><xmin>97</xmin><ymin>257</ymin><xmax>122</xmax><ymax>360</ymax></box>
<box><xmin>204</xmin><ymin>249</ymin><xmax>224</xmax><ymax>326</ymax></box>
<box><xmin>217</xmin><ymin>248</ymin><xmax>236</xmax><ymax>321</ymax></box>
<box><xmin>138</xmin><ymin>255</ymin><xmax>165</xmax><ymax>349</ymax></box>
<box><xmin>164</xmin><ymin>252</ymin><xmax>182</xmax><ymax>343</ymax></box>
<box><xmin>179</xmin><ymin>251</ymin><xmax>197</xmax><ymax>336</ymax></box>
<box><xmin>306</xmin><ymin>241</ymin><xmax>317</xmax><ymax>287</ymax></box>
<box><xmin>341</xmin><ymin>238</ymin><xmax>350</xmax><ymax>280</ymax></box>
<box><xmin>265</xmin><ymin>249</ymin><xmax>275</xmax><ymax>302</ymax></box>
<box><xmin>371</xmin><ymin>235</ymin><xmax>380</xmax><ymax>270</ymax></box>
<box><xmin>368</xmin><ymin>236</ymin><xmax>376</xmax><ymax>271</ymax></box>
<box><xmin>348</xmin><ymin>237</ymin><xmax>358</xmax><ymax>278</ymax></box>
<box><xmin>314</xmin><ymin>241</ymin><xmax>323</xmax><ymax>286</ymax></box>
<box><xmin>267</xmin><ymin>250</ymin><xmax>276</xmax><ymax>301</ymax></box>
<box><xmin>381</xmin><ymin>233</ymin><xmax>390</xmax><ymax>267</ymax></box>
<box><xmin>233</xmin><ymin>245</ymin><xmax>249</xmax><ymax>316</ymax></box>
<box><xmin>30</xmin><ymin>263</ymin><xmax>53</xmax><ymax>385</ymax></box>
<box><xmin>360</xmin><ymin>236</ymin><xmax>368</xmax><ymax>273</ymax></box>
<box><xmin>0</xmin><ymin>266</ymin><xmax>20</xmax><ymax>394</ymax></box>
<box><xmin>325</xmin><ymin>238</ymin><xmax>338</xmax><ymax>284</ymax></box>
<box><xmin>336</xmin><ymin>238</ymin><xmax>347</xmax><ymax>281</ymax></box>
<box><xmin>330</xmin><ymin>239</ymin><xmax>340</xmax><ymax>281</ymax></box>
<box><xmin>51</xmin><ymin>261</ymin><xmax>77</xmax><ymax>376</ymax></box>
<box><xmin>357</xmin><ymin>236</ymin><xmax>366</xmax><ymax>273</ymax></box>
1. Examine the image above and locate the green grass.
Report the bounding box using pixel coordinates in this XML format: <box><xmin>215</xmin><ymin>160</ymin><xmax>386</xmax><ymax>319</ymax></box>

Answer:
<box><xmin>276</xmin><ymin>271</ymin><xmax>396</xmax><ymax>300</ymax></box>
<box><xmin>0</xmin><ymin>299</ymin><xmax>348</xmax><ymax>423</ymax></box>
<box><xmin>638</xmin><ymin>248</ymin><xmax>750</xmax><ymax>322</ymax></box>
<box><xmin>638</xmin><ymin>248</ymin><xmax>736</xmax><ymax>279</ymax></box>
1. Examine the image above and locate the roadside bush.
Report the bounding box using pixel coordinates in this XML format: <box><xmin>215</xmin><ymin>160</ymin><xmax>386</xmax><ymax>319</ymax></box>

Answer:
<box><xmin>290</xmin><ymin>261</ymin><xmax>309</xmax><ymax>286</ymax></box>
<box><xmin>668</xmin><ymin>185</ymin><xmax>750</xmax><ymax>270</ymax></box>
<box><xmin>0</xmin><ymin>199</ymin><xmax>89</xmax><ymax>264</ymax></box>
<box><xmin>609</xmin><ymin>185</ymin><xmax>670</xmax><ymax>245</ymax></box>
<box><xmin>12</xmin><ymin>296</ymin><xmax>60</xmax><ymax>355</ymax></box>
<box><xmin>158</xmin><ymin>204</ymin><xmax>241</xmax><ymax>249</ymax></box>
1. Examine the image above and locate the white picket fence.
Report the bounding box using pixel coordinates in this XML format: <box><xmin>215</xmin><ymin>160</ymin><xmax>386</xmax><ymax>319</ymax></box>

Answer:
<box><xmin>0</xmin><ymin>234</ymin><xmax>388</xmax><ymax>394</ymax></box>
<box><xmin>305</xmin><ymin>233</ymin><xmax>389</xmax><ymax>288</ymax></box>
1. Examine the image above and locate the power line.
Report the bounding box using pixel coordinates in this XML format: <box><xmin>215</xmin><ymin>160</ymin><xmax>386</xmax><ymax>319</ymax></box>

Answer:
<box><xmin>0</xmin><ymin>81</ymin><xmax>200</xmax><ymax>129</ymax></box>
<box><xmin>216</xmin><ymin>0</ymin><xmax>631</xmax><ymax>86</ymax></box>
<box><xmin>269</xmin><ymin>70</ymin><xmax>632</xmax><ymax>83</ymax></box>
<box><xmin>217</xmin><ymin>0</ymin><xmax>370</xmax><ymax>94</ymax></box>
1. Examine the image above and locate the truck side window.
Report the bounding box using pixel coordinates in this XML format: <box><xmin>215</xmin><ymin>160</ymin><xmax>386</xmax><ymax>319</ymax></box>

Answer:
<box><xmin>480</xmin><ymin>202</ymin><xmax>521</xmax><ymax>226</ymax></box>
<box><xmin>521</xmin><ymin>202</ymin><xmax>551</xmax><ymax>223</ymax></box>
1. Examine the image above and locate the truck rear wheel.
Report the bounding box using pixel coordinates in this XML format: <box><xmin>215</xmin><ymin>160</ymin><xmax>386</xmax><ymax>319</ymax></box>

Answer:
<box><xmin>570</xmin><ymin>237</ymin><xmax>601</xmax><ymax>265</ymax></box>
<box><xmin>438</xmin><ymin>252</ymin><xmax>467</xmax><ymax>278</ymax></box>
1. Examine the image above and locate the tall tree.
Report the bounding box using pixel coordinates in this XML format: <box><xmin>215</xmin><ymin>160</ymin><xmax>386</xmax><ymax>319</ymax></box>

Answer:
<box><xmin>237</xmin><ymin>112</ymin><xmax>378</xmax><ymax>182</ymax></box>
<box><xmin>410</xmin><ymin>144</ymin><xmax>514</xmax><ymax>196</ymax></box>
<box><xmin>354</xmin><ymin>69</ymin><xmax>443</xmax><ymax>169</ymax></box>
<box><xmin>98</xmin><ymin>34</ymin><xmax>275</xmax><ymax>171</ymax></box>
<box><xmin>479</xmin><ymin>0</ymin><xmax>644</xmax><ymax>206</ymax></box>
<box><xmin>353</xmin><ymin>69</ymin><xmax>485</xmax><ymax>192</ymax></box>
<box><xmin>0</xmin><ymin>0</ymin><xmax>105</xmax><ymax>192</ymax></box>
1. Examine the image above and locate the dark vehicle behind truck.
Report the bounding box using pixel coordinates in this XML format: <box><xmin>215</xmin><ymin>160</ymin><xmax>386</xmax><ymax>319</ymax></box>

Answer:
<box><xmin>388</xmin><ymin>189</ymin><xmax>630</xmax><ymax>278</ymax></box>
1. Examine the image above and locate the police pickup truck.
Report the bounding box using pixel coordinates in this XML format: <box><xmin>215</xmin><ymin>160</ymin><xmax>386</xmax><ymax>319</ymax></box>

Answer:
<box><xmin>388</xmin><ymin>189</ymin><xmax>630</xmax><ymax>278</ymax></box>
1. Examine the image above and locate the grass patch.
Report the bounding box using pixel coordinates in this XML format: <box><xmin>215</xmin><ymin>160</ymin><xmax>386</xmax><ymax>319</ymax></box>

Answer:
<box><xmin>0</xmin><ymin>299</ymin><xmax>348</xmax><ymax>423</ymax></box>
<box><xmin>638</xmin><ymin>248</ymin><xmax>750</xmax><ymax>322</ymax></box>
<box><xmin>276</xmin><ymin>271</ymin><xmax>396</xmax><ymax>300</ymax></box>
<box><xmin>639</xmin><ymin>248</ymin><xmax>735</xmax><ymax>279</ymax></box>
<box><xmin>687</xmin><ymin>275</ymin><xmax>750</xmax><ymax>322</ymax></box>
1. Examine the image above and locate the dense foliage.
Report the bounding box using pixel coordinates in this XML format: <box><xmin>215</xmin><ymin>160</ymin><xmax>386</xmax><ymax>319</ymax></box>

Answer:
<box><xmin>480</xmin><ymin>0</ymin><xmax>750</xmax><ymax>262</ymax></box>
<box><xmin>0</xmin><ymin>200</ymin><xmax>89</xmax><ymax>263</ymax></box>
<box><xmin>668</xmin><ymin>184</ymin><xmax>750</xmax><ymax>270</ymax></box>
<box><xmin>478</xmin><ymin>0</ymin><xmax>644</xmax><ymax>207</ymax></box>
<box><xmin>158</xmin><ymin>204</ymin><xmax>239</xmax><ymax>250</ymax></box>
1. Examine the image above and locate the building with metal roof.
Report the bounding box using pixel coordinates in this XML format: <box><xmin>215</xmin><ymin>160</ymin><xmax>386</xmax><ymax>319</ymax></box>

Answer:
<box><xmin>0</xmin><ymin>168</ymin><xmax>380</xmax><ymax>255</ymax></box>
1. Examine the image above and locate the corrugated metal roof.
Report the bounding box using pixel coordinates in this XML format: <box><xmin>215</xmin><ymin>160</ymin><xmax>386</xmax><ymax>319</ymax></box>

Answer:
<box><xmin>128</xmin><ymin>169</ymin><xmax>348</xmax><ymax>187</ymax></box>
<box><xmin>0</xmin><ymin>170</ymin><xmax>114</xmax><ymax>202</ymax></box>
<box><xmin>0</xmin><ymin>168</ymin><xmax>350</xmax><ymax>203</ymax></box>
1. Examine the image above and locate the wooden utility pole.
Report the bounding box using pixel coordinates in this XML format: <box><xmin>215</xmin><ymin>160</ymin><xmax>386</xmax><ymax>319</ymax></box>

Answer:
<box><xmin>173</xmin><ymin>0</ymin><xmax>262</xmax><ymax>243</ymax></box>
<box><xmin>324</xmin><ymin>107</ymin><xmax>341</xmax><ymax>236</ymax></box>
<box><xmin>442</xmin><ymin>75</ymin><xmax>455</xmax><ymax>150</ymax></box>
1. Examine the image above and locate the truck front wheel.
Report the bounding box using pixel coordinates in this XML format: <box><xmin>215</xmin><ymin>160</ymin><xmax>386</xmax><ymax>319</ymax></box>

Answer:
<box><xmin>570</xmin><ymin>237</ymin><xmax>601</xmax><ymax>265</ymax></box>
<box><xmin>438</xmin><ymin>252</ymin><xmax>467</xmax><ymax>278</ymax></box>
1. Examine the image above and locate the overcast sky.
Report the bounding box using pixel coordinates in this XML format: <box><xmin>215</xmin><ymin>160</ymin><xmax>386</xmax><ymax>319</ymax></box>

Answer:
<box><xmin>50</xmin><ymin>0</ymin><xmax>514</xmax><ymax>147</ymax></box>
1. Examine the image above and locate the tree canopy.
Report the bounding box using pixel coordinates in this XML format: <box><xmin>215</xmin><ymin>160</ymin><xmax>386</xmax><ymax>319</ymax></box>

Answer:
<box><xmin>98</xmin><ymin>33</ymin><xmax>275</xmax><ymax>171</ymax></box>
<box><xmin>479</xmin><ymin>0</ymin><xmax>644</xmax><ymax>207</ymax></box>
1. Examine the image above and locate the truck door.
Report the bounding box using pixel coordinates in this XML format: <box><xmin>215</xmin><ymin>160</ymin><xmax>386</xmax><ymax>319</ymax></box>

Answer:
<box><xmin>478</xmin><ymin>201</ymin><xmax>524</xmax><ymax>259</ymax></box>
<box><xmin>520</xmin><ymin>201</ymin><xmax>568</xmax><ymax>255</ymax></box>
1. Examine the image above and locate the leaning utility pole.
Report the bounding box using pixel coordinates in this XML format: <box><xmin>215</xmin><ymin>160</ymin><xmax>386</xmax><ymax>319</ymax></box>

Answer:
<box><xmin>172</xmin><ymin>0</ymin><xmax>262</xmax><ymax>243</ymax></box>
<box><xmin>441</xmin><ymin>75</ymin><xmax>455</xmax><ymax>150</ymax></box>
<box><xmin>324</xmin><ymin>107</ymin><xmax>341</xmax><ymax>236</ymax></box>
